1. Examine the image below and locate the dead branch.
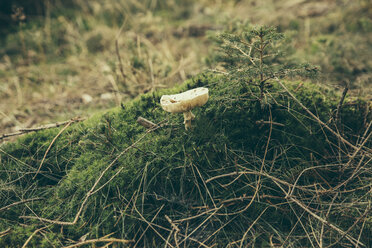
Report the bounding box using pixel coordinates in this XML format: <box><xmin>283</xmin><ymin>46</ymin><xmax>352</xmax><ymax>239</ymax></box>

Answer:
<box><xmin>132</xmin><ymin>204</ymin><xmax>212</xmax><ymax>248</ymax></box>
<box><xmin>63</xmin><ymin>238</ymin><xmax>134</xmax><ymax>248</ymax></box>
<box><xmin>335</xmin><ymin>84</ymin><xmax>349</xmax><ymax>122</ymax></box>
<box><xmin>177</xmin><ymin>205</ymin><xmax>223</xmax><ymax>246</ymax></box>
<box><xmin>288</xmin><ymin>196</ymin><xmax>365</xmax><ymax>247</ymax></box>
<box><xmin>137</xmin><ymin>116</ymin><xmax>157</xmax><ymax>129</ymax></box>
<box><xmin>33</xmin><ymin>120</ymin><xmax>74</xmax><ymax>179</ymax></box>
<box><xmin>239</xmin><ymin>207</ymin><xmax>269</xmax><ymax>248</ymax></box>
<box><xmin>0</xmin><ymin>228</ymin><xmax>11</xmax><ymax>238</ymax></box>
<box><xmin>326</xmin><ymin>203</ymin><xmax>371</xmax><ymax>248</ymax></box>
<box><xmin>133</xmin><ymin>205</ymin><xmax>165</xmax><ymax>248</ymax></box>
<box><xmin>256</xmin><ymin>119</ymin><xmax>285</xmax><ymax>127</ymax></box>
<box><xmin>0</xmin><ymin>198</ymin><xmax>43</xmax><ymax>212</ymax></box>
<box><xmin>275</xmin><ymin>78</ymin><xmax>370</xmax><ymax>156</ymax></box>
<box><xmin>22</xmin><ymin>226</ymin><xmax>48</xmax><ymax>248</ymax></box>
<box><xmin>132</xmin><ymin>202</ymin><xmax>173</xmax><ymax>247</ymax></box>
<box><xmin>0</xmin><ymin>117</ymin><xmax>85</xmax><ymax>141</ymax></box>
<box><xmin>343</xmin><ymin>122</ymin><xmax>372</xmax><ymax>171</ymax></box>
<box><xmin>115</xmin><ymin>18</ymin><xmax>128</xmax><ymax>83</ymax></box>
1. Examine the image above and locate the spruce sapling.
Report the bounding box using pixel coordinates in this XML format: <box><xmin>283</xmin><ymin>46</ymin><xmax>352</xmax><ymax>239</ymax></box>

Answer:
<box><xmin>215</xmin><ymin>24</ymin><xmax>318</xmax><ymax>100</ymax></box>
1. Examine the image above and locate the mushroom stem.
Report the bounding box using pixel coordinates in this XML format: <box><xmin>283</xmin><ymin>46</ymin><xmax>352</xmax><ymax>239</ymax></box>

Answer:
<box><xmin>183</xmin><ymin>111</ymin><xmax>195</xmax><ymax>130</ymax></box>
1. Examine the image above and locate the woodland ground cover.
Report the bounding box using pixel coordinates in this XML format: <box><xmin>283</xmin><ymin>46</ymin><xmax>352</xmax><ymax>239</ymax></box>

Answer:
<box><xmin>0</xmin><ymin>0</ymin><xmax>371</xmax><ymax>247</ymax></box>
<box><xmin>0</xmin><ymin>74</ymin><xmax>371</xmax><ymax>246</ymax></box>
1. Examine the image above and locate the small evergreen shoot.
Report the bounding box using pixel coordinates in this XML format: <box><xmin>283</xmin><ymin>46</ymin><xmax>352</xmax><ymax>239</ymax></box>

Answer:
<box><xmin>215</xmin><ymin>24</ymin><xmax>318</xmax><ymax>98</ymax></box>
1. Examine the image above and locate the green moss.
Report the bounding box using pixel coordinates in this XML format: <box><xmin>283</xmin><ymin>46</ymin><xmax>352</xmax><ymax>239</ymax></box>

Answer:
<box><xmin>0</xmin><ymin>73</ymin><xmax>370</xmax><ymax>247</ymax></box>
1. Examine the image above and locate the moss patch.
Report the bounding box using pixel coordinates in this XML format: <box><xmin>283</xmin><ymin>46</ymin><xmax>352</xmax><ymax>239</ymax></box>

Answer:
<box><xmin>0</xmin><ymin>73</ymin><xmax>371</xmax><ymax>247</ymax></box>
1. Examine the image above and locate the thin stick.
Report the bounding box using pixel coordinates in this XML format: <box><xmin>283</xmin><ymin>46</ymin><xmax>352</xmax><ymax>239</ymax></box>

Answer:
<box><xmin>173</xmin><ymin>207</ymin><xmax>221</xmax><ymax>223</ymax></box>
<box><xmin>0</xmin><ymin>117</ymin><xmax>85</xmax><ymax>141</ymax></box>
<box><xmin>22</xmin><ymin>226</ymin><xmax>48</xmax><ymax>248</ymax></box>
<box><xmin>239</xmin><ymin>207</ymin><xmax>269</xmax><ymax>248</ymax></box>
<box><xmin>165</xmin><ymin>214</ymin><xmax>180</xmax><ymax>248</ymax></box>
<box><xmin>137</xmin><ymin>117</ymin><xmax>157</xmax><ymax>129</ymax></box>
<box><xmin>335</xmin><ymin>85</ymin><xmax>349</xmax><ymax>122</ymax></box>
<box><xmin>289</xmin><ymin>196</ymin><xmax>365</xmax><ymax>247</ymax></box>
<box><xmin>191</xmin><ymin>162</ymin><xmax>217</xmax><ymax>208</ymax></box>
<box><xmin>0</xmin><ymin>228</ymin><xmax>11</xmax><ymax>238</ymax></box>
<box><xmin>343</xmin><ymin>126</ymin><xmax>372</xmax><ymax>170</ymax></box>
<box><xmin>148</xmin><ymin>58</ymin><xmax>155</xmax><ymax>91</ymax></box>
<box><xmin>255</xmin><ymin>120</ymin><xmax>285</xmax><ymax>127</ymax></box>
<box><xmin>115</xmin><ymin>18</ymin><xmax>128</xmax><ymax>82</ymax></box>
<box><xmin>63</xmin><ymin>238</ymin><xmax>134</xmax><ymax>248</ymax></box>
<box><xmin>133</xmin><ymin>204</ymin><xmax>165</xmax><ymax>248</ymax></box>
<box><xmin>165</xmin><ymin>215</ymin><xmax>180</xmax><ymax>232</ymax></box>
<box><xmin>326</xmin><ymin>203</ymin><xmax>371</xmax><ymax>248</ymax></box>
<box><xmin>0</xmin><ymin>198</ymin><xmax>43</xmax><ymax>212</ymax></box>
<box><xmin>177</xmin><ymin>205</ymin><xmax>223</xmax><ymax>246</ymax></box>
<box><xmin>132</xmin><ymin>203</ymin><xmax>173</xmax><ymax>247</ymax></box>
<box><xmin>275</xmin><ymin>78</ymin><xmax>361</xmax><ymax>152</ymax></box>
<box><xmin>0</xmin><ymin>130</ymin><xmax>24</xmax><ymax>140</ymax></box>
<box><xmin>33</xmin><ymin>121</ymin><xmax>73</xmax><ymax>179</ymax></box>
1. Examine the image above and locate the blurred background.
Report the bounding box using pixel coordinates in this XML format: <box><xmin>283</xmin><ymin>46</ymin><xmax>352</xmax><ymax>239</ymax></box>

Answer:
<box><xmin>0</xmin><ymin>0</ymin><xmax>371</xmax><ymax>137</ymax></box>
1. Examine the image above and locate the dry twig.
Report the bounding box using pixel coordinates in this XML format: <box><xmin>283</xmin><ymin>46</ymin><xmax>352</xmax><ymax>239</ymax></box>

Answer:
<box><xmin>335</xmin><ymin>84</ymin><xmax>349</xmax><ymax>122</ymax></box>
<box><xmin>63</xmin><ymin>238</ymin><xmax>134</xmax><ymax>248</ymax></box>
<box><xmin>0</xmin><ymin>117</ymin><xmax>85</xmax><ymax>141</ymax></box>
<box><xmin>137</xmin><ymin>116</ymin><xmax>157</xmax><ymax>129</ymax></box>
<box><xmin>0</xmin><ymin>228</ymin><xmax>11</xmax><ymax>238</ymax></box>
<box><xmin>33</xmin><ymin>120</ymin><xmax>74</xmax><ymax>179</ymax></box>
<box><xmin>275</xmin><ymin>78</ymin><xmax>370</xmax><ymax>155</ymax></box>
<box><xmin>0</xmin><ymin>198</ymin><xmax>43</xmax><ymax>212</ymax></box>
<box><xmin>22</xmin><ymin>226</ymin><xmax>48</xmax><ymax>248</ymax></box>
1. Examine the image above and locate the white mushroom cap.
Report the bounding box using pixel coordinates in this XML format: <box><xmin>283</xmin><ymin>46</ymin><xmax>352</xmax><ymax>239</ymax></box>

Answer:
<box><xmin>160</xmin><ymin>87</ymin><xmax>209</xmax><ymax>113</ymax></box>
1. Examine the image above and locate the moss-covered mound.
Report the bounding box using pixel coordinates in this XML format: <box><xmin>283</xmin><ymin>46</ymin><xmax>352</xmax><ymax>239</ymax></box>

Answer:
<box><xmin>0</xmin><ymin>73</ymin><xmax>371</xmax><ymax>247</ymax></box>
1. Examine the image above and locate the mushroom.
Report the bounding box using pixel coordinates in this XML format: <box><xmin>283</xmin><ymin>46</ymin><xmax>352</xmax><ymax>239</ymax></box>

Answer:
<box><xmin>160</xmin><ymin>87</ymin><xmax>209</xmax><ymax>130</ymax></box>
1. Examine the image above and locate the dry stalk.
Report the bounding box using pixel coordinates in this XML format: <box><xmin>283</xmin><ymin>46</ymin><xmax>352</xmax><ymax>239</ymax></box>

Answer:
<box><xmin>275</xmin><ymin>78</ymin><xmax>364</xmax><ymax>153</ymax></box>
<box><xmin>207</xmin><ymin>169</ymin><xmax>322</xmax><ymax>194</ymax></box>
<box><xmin>173</xmin><ymin>207</ymin><xmax>221</xmax><ymax>223</ymax></box>
<box><xmin>335</xmin><ymin>85</ymin><xmax>349</xmax><ymax>123</ymax></box>
<box><xmin>191</xmin><ymin>162</ymin><xmax>217</xmax><ymax>208</ymax></box>
<box><xmin>133</xmin><ymin>204</ymin><xmax>165</xmax><ymax>248</ymax></box>
<box><xmin>115</xmin><ymin>18</ymin><xmax>128</xmax><ymax>82</ymax></box>
<box><xmin>326</xmin><ymin>203</ymin><xmax>371</xmax><ymax>248</ymax></box>
<box><xmin>22</xmin><ymin>226</ymin><xmax>48</xmax><ymax>248</ymax></box>
<box><xmin>208</xmin><ymin>164</ymin><xmax>367</xmax><ymax>247</ymax></box>
<box><xmin>201</xmin><ymin>216</ymin><xmax>236</xmax><ymax>246</ymax></box>
<box><xmin>268</xmin><ymin>168</ymin><xmax>367</xmax><ymax>247</ymax></box>
<box><xmin>0</xmin><ymin>117</ymin><xmax>85</xmax><ymax>141</ymax></box>
<box><xmin>343</xmin><ymin>126</ymin><xmax>372</xmax><ymax>170</ymax></box>
<box><xmin>320</xmin><ymin>192</ymin><xmax>339</xmax><ymax>247</ymax></box>
<box><xmin>63</xmin><ymin>238</ymin><xmax>134</xmax><ymax>248</ymax></box>
<box><xmin>177</xmin><ymin>205</ymin><xmax>223</xmax><ymax>246</ymax></box>
<box><xmin>131</xmin><ymin>212</ymin><xmax>212</xmax><ymax>248</ymax></box>
<box><xmin>239</xmin><ymin>207</ymin><xmax>269</xmax><ymax>248</ymax></box>
<box><xmin>281</xmin><ymin>202</ymin><xmax>309</xmax><ymax>248</ymax></box>
<box><xmin>33</xmin><ymin>120</ymin><xmax>73</xmax><ymax>179</ymax></box>
<box><xmin>0</xmin><ymin>198</ymin><xmax>43</xmax><ymax>212</ymax></box>
<box><xmin>165</xmin><ymin>215</ymin><xmax>180</xmax><ymax>248</ymax></box>
<box><xmin>0</xmin><ymin>228</ymin><xmax>11</xmax><ymax>238</ymax></box>
<box><xmin>287</xmin><ymin>196</ymin><xmax>365</xmax><ymax>247</ymax></box>
<box><xmin>137</xmin><ymin>116</ymin><xmax>157</xmax><ymax>129</ymax></box>
<box><xmin>132</xmin><ymin>202</ymin><xmax>173</xmax><ymax>247</ymax></box>
<box><xmin>334</xmin><ymin>156</ymin><xmax>371</xmax><ymax>191</ymax></box>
